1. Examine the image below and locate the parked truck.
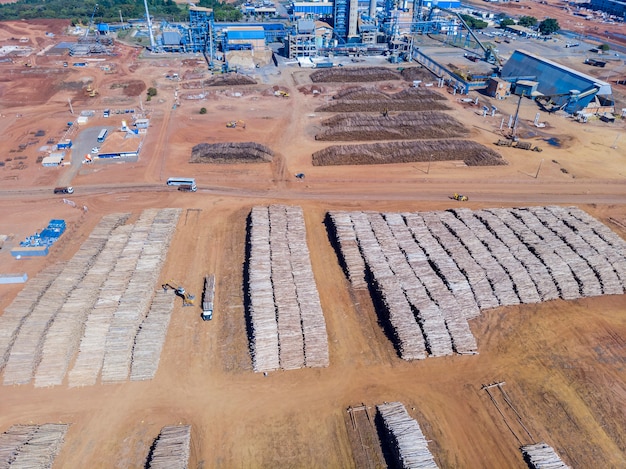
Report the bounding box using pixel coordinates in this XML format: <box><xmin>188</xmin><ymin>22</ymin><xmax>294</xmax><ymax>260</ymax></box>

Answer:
<box><xmin>202</xmin><ymin>274</ymin><xmax>215</xmax><ymax>321</ymax></box>
<box><xmin>53</xmin><ymin>186</ymin><xmax>74</xmax><ymax>194</ymax></box>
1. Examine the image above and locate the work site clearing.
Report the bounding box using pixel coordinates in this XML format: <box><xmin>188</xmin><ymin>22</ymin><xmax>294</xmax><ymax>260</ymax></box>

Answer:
<box><xmin>0</xmin><ymin>19</ymin><xmax>626</xmax><ymax>469</ymax></box>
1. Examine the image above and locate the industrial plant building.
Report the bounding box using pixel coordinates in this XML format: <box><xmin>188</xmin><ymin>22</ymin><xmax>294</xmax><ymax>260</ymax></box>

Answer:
<box><xmin>500</xmin><ymin>50</ymin><xmax>615</xmax><ymax>115</ymax></box>
<box><xmin>589</xmin><ymin>0</ymin><xmax>626</xmax><ymax>18</ymax></box>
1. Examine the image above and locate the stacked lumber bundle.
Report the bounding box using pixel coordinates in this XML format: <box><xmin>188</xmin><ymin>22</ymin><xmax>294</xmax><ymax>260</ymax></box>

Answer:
<box><xmin>327</xmin><ymin>206</ymin><xmax>626</xmax><ymax>358</ymax></box>
<box><xmin>0</xmin><ymin>423</ymin><xmax>68</xmax><ymax>468</ymax></box>
<box><xmin>377</xmin><ymin>402</ymin><xmax>439</xmax><ymax>469</ymax></box>
<box><xmin>0</xmin><ymin>263</ymin><xmax>65</xmax><ymax>373</ymax></box>
<box><xmin>521</xmin><ymin>443</ymin><xmax>570</xmax><ymax>469</ymax></box>
<box><xmin>326</xmin><ymin>212</ymin><xmax>367</xmax><ymax>289</ymax></box>
<box><xmin>248</xmin><ymin>206</ymin><xmax>280</xmax><ymax>372</ymax></box>
<box><xmin>34</xmin><ymin>224</ymin><xmax>133</xmax><ymax>387</ymax></box>
<box><xmin>246</xmin><ymin>205</ymin><xmax>329</xmax><ymax>372</ymax></box>
<box><xmin>101</xmin><ymin>208</ymin><xmax>180</xmax><ymax>383</ymax></box>
<box><xmin>147</xmin><ymin>425</ymin><xmax>191</xmax><ymax>469</ymax></box>
<box><xmin>3</xmin><ymin>213</ymin><xmax>129</xmax><ymax>386</ymax></box>
<box><xmin>202</xmin><ymin>275</ymin><xmax>215</xmax><ymax>313</ymax></box>
<box><xmin>130</xmin><ymin>292</ymin><xmax>176</xmax><ymax>381</ymax></box>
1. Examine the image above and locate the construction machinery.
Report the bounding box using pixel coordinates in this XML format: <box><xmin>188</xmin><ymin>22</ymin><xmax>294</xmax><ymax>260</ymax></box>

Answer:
<box><xmin>162</xmin><ymin>280</ymin><xmax>195</xmax><ymax>307</ymax></box>
<box><xmin>85</xmin><ymin>84</ymin><xmax>98</xmax><ymax>97</ymax></box>
<box><xmin>226</xmin><ymin>120</ymin><xmax>245</xmax><ymax>129</ymax></box>
<box><xmin>452</xmin><ymin>193</ymin><xmax>469</xmax><ymax>201</ymax></box>
<box><xmin>273</xmin><ymin>90</ymin><xmax>289</xmax><ymax>98</ymax></box>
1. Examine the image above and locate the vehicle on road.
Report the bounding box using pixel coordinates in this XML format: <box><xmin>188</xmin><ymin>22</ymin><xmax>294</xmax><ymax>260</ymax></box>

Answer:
<box><xmin>178</xmin><ymin>184</ymin><xmax>197</xmax><ymax>192</ymax></box>
<box><xmin>53</xmin><ymin>186</ymin><xmax>74</xmax><ymax>194</ymax></box>
<box><xmin>452</xmin><ymin>193</ymin><xmax>468</xmax><ymax>201</ymax></box>
<box><xmin>167</xmin><ymin>177</ymin><xmax>197</xmax><ymax>191</ymax></box>
<box><xmin>91</xmin><ymin>147</ymin><xmax>99</xmax><ymax>153</ymax></box>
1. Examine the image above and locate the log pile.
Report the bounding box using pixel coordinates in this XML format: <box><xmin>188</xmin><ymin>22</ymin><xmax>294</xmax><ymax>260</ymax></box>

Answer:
<box><xmin>247</xmin><ymin>205</ymin><xmax>329</xmax><ymax>372</ymax></box>
<box><xmin>312</xmin><ymin>140</ymin><xmax>506</xmax><ymax>167</ymax></box>
<box><xmin>327</xmin><ymin>207</ymin><xmax>626</xmax><ymax>359</ymax></box>
<box><xmin>101</xmin><ymin>208</ymin><xmax>181</xmax><ymax>383</ymax></box>
<box><xmin>147</xmin><ymin>425</ymin><xmax>191</xmax><ymax>469</ymax></box>
<box><xmin>3</xmin><ymin>213</ymin><xmax>130</xmax><ymax>386</ymax></box>
<box><xmin>521</xmin><ymin>443</ymin><xmax>570</xmax><ymax>469</ymax></box>
<box><xmin>0</xmin><ymin>423</ymin><xmax>69</xmax><ymax>468</ymax></box>
<box><xmin>205</xmin><ymin>73</ymin><xmax>256</xmax><ymax>86</ymax></box>
<box><xmin>311</xmin><ymin>67</ymin><xmax>403</xmax><ymax>83</ymax></box>
<box><xmin>377</xmin><ymin>402</ymin><xmax>439</xmax><ymax>469</ymax></box>
<box><xmin>315</xmin><ymin>112</ymin><xmax>467</xmax><ymax>141</ymax></box>
<box><xmin>190</xmin><ymin>142</ymin><xmax>274</xmax><ymax>164</ymax></box>
<box><xmin>130</xmin><ymin>291</ymin><xmax>176</xmax><ymax>381</ymax></box>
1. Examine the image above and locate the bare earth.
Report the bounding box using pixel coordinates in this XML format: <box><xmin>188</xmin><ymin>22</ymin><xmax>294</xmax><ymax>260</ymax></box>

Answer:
<box><xmin>0</xmin><ymin>19</ymin><xmax>625</xmax><ymax>468</ymax></box>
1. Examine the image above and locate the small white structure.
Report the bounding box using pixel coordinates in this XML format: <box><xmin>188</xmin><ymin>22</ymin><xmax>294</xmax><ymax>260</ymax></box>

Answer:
<box><xmin>77</xmin><ymin>115</ymin><xmax>89</xmax><ymax>125</ymax></box>
<box><xmin>42</xmin><ymin>153</ymin><xmax>65</xmax><ymax>167</ymax></box>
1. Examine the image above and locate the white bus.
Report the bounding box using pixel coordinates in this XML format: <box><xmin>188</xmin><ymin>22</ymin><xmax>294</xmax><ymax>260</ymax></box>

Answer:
<box><xmin>97</xmin><ymin>128</ymin><xmax>108</xmax><ymax>143</ymax></box>
<box><xmin>166</xmin><ymin>177</ymin><xmax>197</xmax><ymax>191</ymax></box>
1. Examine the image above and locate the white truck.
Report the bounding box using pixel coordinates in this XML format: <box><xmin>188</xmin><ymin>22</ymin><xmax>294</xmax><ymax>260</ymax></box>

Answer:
<box><xmin>202</xmin><ymin>274</ymin><xmax>215</xmax><ymax>321</ymax></box>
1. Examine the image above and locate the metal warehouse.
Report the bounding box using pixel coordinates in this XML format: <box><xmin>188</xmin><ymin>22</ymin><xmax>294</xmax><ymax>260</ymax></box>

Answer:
<box><xmin>500</xmin><ymin>49</ymin><xmax>615</xmax><ymax>115</ymax></box>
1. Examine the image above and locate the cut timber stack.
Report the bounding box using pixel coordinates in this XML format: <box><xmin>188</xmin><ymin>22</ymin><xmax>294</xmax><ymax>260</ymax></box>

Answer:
<box><xmin>377</xmin><ymin>402</ymin><xmax>439</xmax><ymax>469</ymax></box>
<box><xmin>247</xmin><ymin>205</ymin><xmax>329</xmax><ymax>372</ymax></box>
<box><xmin>0</xmin><ymin>423</ymin><xmax>69</xmax><ymax>468</ymax></box>
<box><xmin>521</xmin><ymin>443</ymin><xmax>570</xmax><ymax>469</ymax></box>
<box><xmin>327</xmin><ymin>207</ymin><xmax>626</xmax><ymax>359</ymax></box>
<box><xmin>147</xmin><ymin>425</ymin><xmax>191</xmax><ymax>469</ymax></box>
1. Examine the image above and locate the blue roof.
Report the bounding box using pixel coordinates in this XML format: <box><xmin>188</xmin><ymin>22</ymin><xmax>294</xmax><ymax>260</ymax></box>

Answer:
<box><xmin>226</xmin><ymin>30</ymin><xmax>266</xmax><ymax>40</ymax></box>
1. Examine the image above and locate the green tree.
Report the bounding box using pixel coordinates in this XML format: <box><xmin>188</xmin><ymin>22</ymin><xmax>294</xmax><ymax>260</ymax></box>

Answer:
<box><xmin>599</xmin><ymin>43</ymin><xmax>610</xmax><ymax>51</ymax></box>
<box><xmin>538</xmin><ymin>18</ymin><xmax>560</xmax><ymax>35</ymax></box>
<box><xmin>199</xmin><ymin>107</ymin><xmax>207</xmax><ymax>114</ymax></box>
<box><xmin>518</xmin><ymin>16</ymin><xmax>537</xmax><ymax>27</ymax></box>
<box><xmin>147</xmin><ymin>87</ymin><xmax>157</xmax><ymax>97</ymax></box>
<box><xmin>499</xmin><ymin>17</ymin><xmax>515</xmax><ymax>28</ymax></box>
<box><xmin>460</xmin><ymin>14</ymin><xmax>488</xmax><ymax>30</ymax></box>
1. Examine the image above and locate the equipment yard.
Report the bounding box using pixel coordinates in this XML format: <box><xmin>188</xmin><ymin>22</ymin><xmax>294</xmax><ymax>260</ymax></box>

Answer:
<box><xmin>0</xmin><ymin>17</ymin><xmax>625</xmax><ymax>469</ymax></box>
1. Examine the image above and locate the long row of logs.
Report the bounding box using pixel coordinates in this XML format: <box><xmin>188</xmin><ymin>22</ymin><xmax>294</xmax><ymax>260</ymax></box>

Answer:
<box><xmin>247</xmin><ymin>205</ymin><xmax>329</xmax><ymax>372</ymax></box>
<box><xmin>327</xmin><ymin>206</ymin><xmax>626</xmax><ymax>359</ymax></box>
<box><xmin>0</xmin><ymin>424</ymin><xmax>69</xmax><ymax>468</ymax></box>
<box><xmin>377</xmin><ymin>402</ymin><xmax>439</xmax><ymax>469</ymax></box>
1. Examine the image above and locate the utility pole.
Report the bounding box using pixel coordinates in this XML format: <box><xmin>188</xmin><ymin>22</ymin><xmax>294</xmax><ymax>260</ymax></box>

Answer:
<box><xmin>68</xmin><ymin>98</ymin><xmax>74</xmax><ymax>115</ymax></box>
<box><xmin>511</xmin><ymin>93</ymin><xmax>523</xmax><ymax>140</ymax></box>
<box><xmin>535</xmin><ymin>158</ymin><xmax>543</xmax><ymax>179</ymax></box>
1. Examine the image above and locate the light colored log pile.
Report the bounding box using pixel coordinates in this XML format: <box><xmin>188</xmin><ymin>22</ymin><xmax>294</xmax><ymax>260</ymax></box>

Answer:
<box><xmin>377</xmin><ymin>213</ymin><xmax>453</xmax><ymax>357</ymax></box>
<box><xmin>529</xmin><ymin>206</ymin><xmax>608</xmax><ymax>297</ymax></box>
<box><xmin>286</xmin><ymin>205</ymin><xmax>329</xmax><ymax>368</ymax></box>
<box><xmin>327</xmin><ymin>206</ymin><xmax>626</xmax><ymax>358</ymax></box>
<box><xmin>438</xmin><ymin>210</ymin><xmax>520</xmax><ymax>306</ymax></box>
<box><xmin>270</xmin><ymin>205</ymin><xmax>305</xmax><ymax>370</ymax></box>
<box><xmin>351</xmin><ymin>212</ymin><xmax>427</xmax><ymax>360</ymax></box>
<box><xmin>0</xmin><ymin>263</ymin><xmax>65</xmax><ymax>373</ymax></box>
<box><xmin>247</xmin><ymin>205</ymin><xmax>329</xmax><ymax>371</ymax></box>
<box><xmin>101</xmin><ymin>208</ymin><xmax>180</xmax><ymax>383</ymax></box>
<box><xmin>327</xmin><ymin>211</ymin><xmax>367</xmax><ymax>289</ymax></box>
<box><xmin>475</xmin><ymin>210</ymin><xmax>559</xmax><ymax>302</ymax></box>
<box><xmin>513</xmin><ymin>208</ymin><xmax>601</xmax><ymax>297</ymax></box>
<box><xmin>248</xmin><ymin>206</ymin><xmax>280</xmax><ymax>372</ymax></box>
<box><xmin>377</xmin><ymin>402</ymin><xmax>439</xmax><ymax>469</ymax></box>
<box><xmin>0</xmin><ymin>423</ymin><xmax>68</xmax><ymax>469</ymax></box>
<box><xmin>453</xmin><ymin>208</ymin><xmax>541</xmax><ymax>304</ymax></box>
<box><xmin>487</xmin><ymin>208</ymin><xmax>581</xmax><ymax>300</ymax></box>
<box><xmin>521</xmin><ymin>443</ymin><xmax>570</xmax><ymax>469</ymax></box>
<box><xmin>389</xmin><ymin>213</ymin><xmax>479</xmax><ymax>319</ymax></box>
<box><xmin>3</xmin><ymin>213</ymin><xmax>129</xmax><ymax>385</ymax></box>
<box><xmin>547</xmin><ymin>206</ymin><xmax>625</xmax><ymax>292</ymax></box>
<box><xmin>130</xmin><ymin>291</ymin><xmax>176</xmax><ymax>381</ymax></box>
<box><xmin>147</xmin><ymin>425</ymin><xmax>191</xmax><ymax>469</ymax></box>
<box><xmin>413</xmin><ymin>212</ymin><xmax>498</xmax><ymax>312</ymax></box>
<box><xmin>34</xmin><ymin>224</ymin><xmax>133</xmax><ymax>387</ymax></box>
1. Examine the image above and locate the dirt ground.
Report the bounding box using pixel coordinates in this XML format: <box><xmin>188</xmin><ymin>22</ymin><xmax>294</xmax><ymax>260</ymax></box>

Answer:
<box><xmin>0</xmin><ymin>19</ymin><xmax>625</xmax><ymax>468</ymax></box>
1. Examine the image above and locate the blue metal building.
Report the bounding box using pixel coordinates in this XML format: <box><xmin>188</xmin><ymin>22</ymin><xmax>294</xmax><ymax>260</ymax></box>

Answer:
<box><xmin>501</xmin><ymin>49</ymin><xmax>614</xmax><ymax>114</ymax></box>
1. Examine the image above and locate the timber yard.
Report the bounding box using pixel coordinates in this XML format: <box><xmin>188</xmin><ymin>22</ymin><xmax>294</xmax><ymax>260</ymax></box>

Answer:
<box><xmin>0</xmin><ymin>0</ymin><xmax>625</xmax><ymax>466</ymax></box>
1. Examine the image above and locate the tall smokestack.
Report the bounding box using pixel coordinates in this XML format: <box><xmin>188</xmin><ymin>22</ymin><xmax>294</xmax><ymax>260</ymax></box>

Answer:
<box><xmin>348</xmin><ymin>0</ymin><xmax>359</xmax><ymax>38</ymax></box>
<box><xmin>369</xmin><ymin>0</ymin><xmax>376</xmax><ymax>19</ymax></box>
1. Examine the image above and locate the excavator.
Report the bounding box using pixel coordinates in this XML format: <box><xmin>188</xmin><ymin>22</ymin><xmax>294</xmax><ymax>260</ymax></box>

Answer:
<box><xmin>162</xmin><ymin>280</ymin><xmax>195</xmax><ymax>307</ymax></box>
<box><xmin>273</xmin><ymin>90</ymin><xmax>289</xmax><ymax>98</ymax></box>
<box><xmin>452</xmin><ymin>193</ymin><xmax>469</xmax><ymax>201</ymax></box>
<box><xmin>226</xmin><ymin>120</ymin><xmax>246</xmax><ymax>129</ymax></box>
